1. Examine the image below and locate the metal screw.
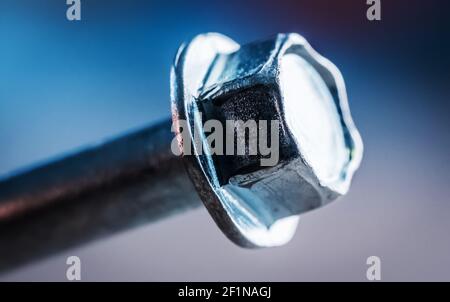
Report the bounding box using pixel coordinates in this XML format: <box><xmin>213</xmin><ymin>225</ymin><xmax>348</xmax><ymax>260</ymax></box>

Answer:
<box><xmin>0</xmin><ymin>33</ymin><xmax>362</xmax><ymax>273</ymax></box>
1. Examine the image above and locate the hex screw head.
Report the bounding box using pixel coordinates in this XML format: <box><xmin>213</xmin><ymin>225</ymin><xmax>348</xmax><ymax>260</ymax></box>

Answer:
<box><xmin>171</xmin><ymin>33</ymin><xmax>363</xmax><ymax>247</ymax></box>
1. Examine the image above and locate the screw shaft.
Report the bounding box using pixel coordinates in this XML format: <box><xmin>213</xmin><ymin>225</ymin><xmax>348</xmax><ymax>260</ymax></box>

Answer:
<box><xmin>0</xmin><ymin>118</ymin><xmax>201</xmax><ymax>273</ymax></box>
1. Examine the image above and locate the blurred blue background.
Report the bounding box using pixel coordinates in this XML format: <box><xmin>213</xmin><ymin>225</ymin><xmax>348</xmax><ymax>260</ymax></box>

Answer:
<box><xmin>1</xmin><ymin>0</ymin><xmax>449</xmax><ymax>281</ymax></box>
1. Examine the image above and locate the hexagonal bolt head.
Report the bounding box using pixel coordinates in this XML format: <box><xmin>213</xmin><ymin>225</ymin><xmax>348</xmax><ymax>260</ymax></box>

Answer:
<box><xmin>171</xmin><ymin>33</ymin><xmax>363</xmax><ymax>248</ymax></box>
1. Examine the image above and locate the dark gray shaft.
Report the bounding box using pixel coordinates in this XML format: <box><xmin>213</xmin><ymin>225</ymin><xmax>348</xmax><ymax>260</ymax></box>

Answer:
<box><xmin>0</xmin><ymin>118</ymin><xmax>201</xmax><ymax>273</ymax></box>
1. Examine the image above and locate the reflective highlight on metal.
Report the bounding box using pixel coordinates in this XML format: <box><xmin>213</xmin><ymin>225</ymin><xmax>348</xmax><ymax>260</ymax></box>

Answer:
<box><xmin>171</xmin><ymin>33</ymin><xmax>363</xmax><ymax>248</ymax></box>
